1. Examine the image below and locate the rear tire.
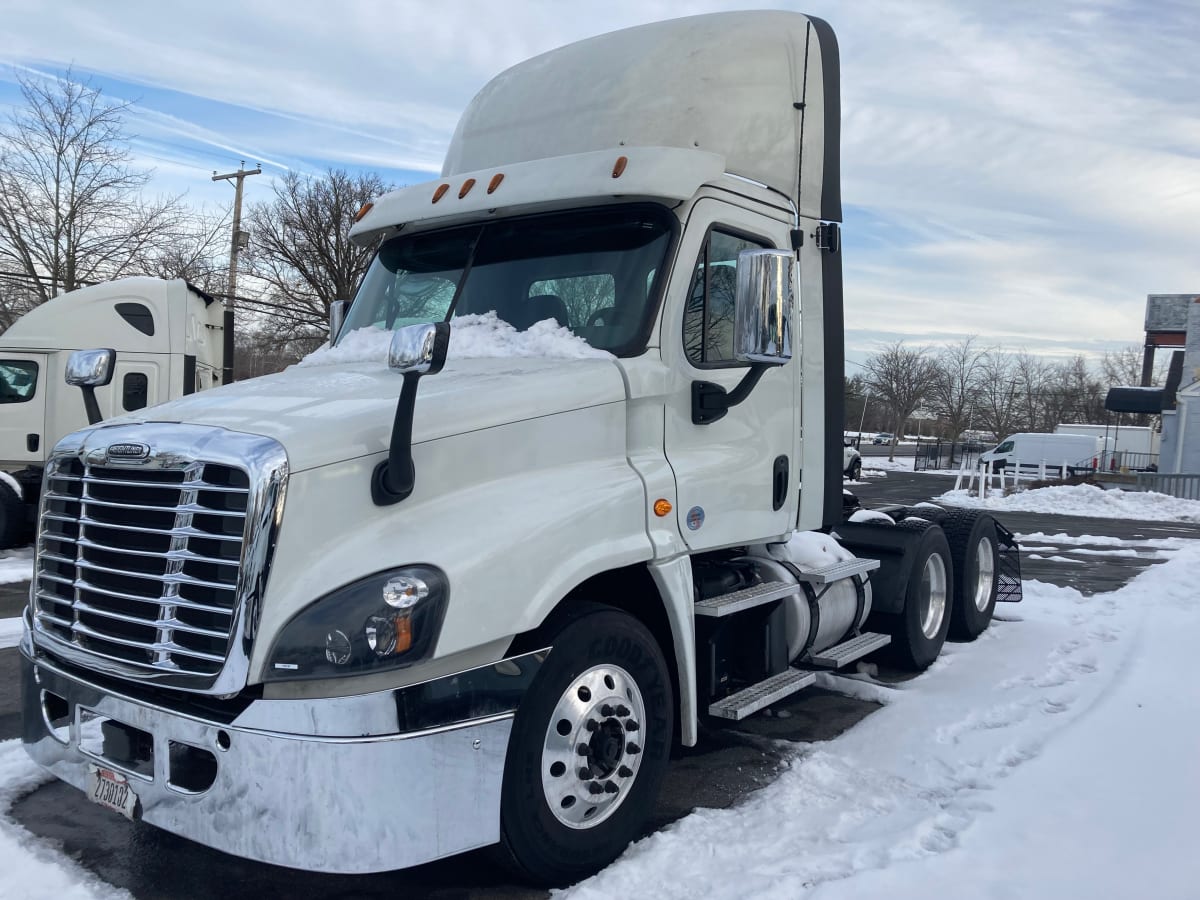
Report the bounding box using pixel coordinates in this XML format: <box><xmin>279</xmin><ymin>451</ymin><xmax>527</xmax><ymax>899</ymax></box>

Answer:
<box><xmin>888</xmin><ymin>520</ymin><xmax>952</xmax><ymax>671</ymax></box>
<box><xmin>0</xmin><ymin>481</ymin><xmax>27</xmax><ymax>549</ymax></box>
<box><xmin>494</xmin><ymin>607</ymin><xmax>673</xmax><ymax>887</ymax></box>
<box><xmin>943</xmin><ymin>510</ymin><xmax>999</xmax><ymax>640</ymax></box>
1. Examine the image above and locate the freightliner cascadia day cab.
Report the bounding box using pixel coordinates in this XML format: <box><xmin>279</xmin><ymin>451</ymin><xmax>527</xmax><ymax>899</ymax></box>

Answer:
<box><xmin>20</xmin><ymin>13</ymin><xmax>1021</xmax><ymax>886</ymax></box>
<box><xmin>0</xmin><ymin>278</ymin><xmax>225</xmax><ymax>546</ymax></box>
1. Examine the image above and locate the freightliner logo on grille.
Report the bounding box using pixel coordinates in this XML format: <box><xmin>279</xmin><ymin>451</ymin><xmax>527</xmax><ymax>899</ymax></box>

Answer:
<box><xmin>106</xmin><ymin>442</ymin><xmax>151</xmax><ymax>461</ymax></box>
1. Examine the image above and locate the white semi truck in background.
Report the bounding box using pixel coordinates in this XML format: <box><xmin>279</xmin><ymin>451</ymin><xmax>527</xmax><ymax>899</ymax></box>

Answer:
<box><xmin>0</xmin><ymin>278</ymin><xmax>225</xmax><ymax>546</ymax></box>
<box><xmin>20</xmin><ymin>13</ymin><xmax>1020</xmax><ymax>887</ymax></box>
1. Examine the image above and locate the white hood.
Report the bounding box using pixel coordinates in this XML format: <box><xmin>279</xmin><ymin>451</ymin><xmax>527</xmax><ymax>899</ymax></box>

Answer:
<box><xmin>116</xmin><ymin>356</ymin><xmax>628</xmax><ymax>472</ymax></box>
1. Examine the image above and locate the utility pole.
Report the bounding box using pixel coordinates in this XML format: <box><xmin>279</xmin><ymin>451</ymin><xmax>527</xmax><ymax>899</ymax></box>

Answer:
<box><xmin>212</xmin><ymin>161</ymin><xmax>262</xmax><ymax>385</ymax></box>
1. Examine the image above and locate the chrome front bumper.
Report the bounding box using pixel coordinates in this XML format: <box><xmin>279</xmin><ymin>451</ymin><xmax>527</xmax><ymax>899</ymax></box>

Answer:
<box><xmin>20</xmin><ymin>650</ymin><xmax>514</xmax><ymax>873</ymax></box>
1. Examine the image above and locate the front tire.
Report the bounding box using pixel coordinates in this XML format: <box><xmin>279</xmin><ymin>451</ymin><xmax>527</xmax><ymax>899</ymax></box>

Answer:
<box><xmin>889</xmin><ymin>520</ymin><xmax>953</xmax><ymax>670</ymax></box>
<box><xmin>847</xmin><ymin>459</ymin><xmax>862</xmax><ymax>481</ymax></box>
<box><xmin>495</xmin><ymin>607</ymin><xmax>673</xmax><ymax>886</ymax></box>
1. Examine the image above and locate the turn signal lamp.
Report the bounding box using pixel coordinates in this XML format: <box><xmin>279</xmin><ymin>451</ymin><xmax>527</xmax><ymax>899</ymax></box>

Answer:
<box><xmin>353</xmin><ymin>201</ymin><xmax>374</xmax><ymax>222</ymax></box>
<box><xmin>487</xmin><ymin>173</ymin><xmax>505</xmax><ymax>194</ymax></box>
<box><xmin>432</xmin><ymin>183</ymin><xmax>450</xmax><ymax>203</ymax></box>
<box><xmin>612</xmin><ymin>155</ymin><xmax>628</xmax><ymax>178</ymax></box>
<box><xmin>458</xmin><ymin>178</ymin><xmax>476</xmax><ymax>198</ymax></box>
<box><xmin>653</xmin><ymin>498</ymin><xmax>672</xmax><ymax>517</ymax></box>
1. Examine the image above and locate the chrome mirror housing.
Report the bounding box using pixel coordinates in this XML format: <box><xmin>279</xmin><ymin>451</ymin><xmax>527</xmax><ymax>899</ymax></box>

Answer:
<box><xmin>66</xmin><ymin>348</ymin><xmax>116</xmax><ymax>387</ymax></box>
<box><xmin>329</xmin><ymin>300</ymin><xmax>348</xmax><ymax>342</ymax></box>
<box><xmin>388</xmin><ymin>323</ymin><xmax>450</xmax><ymax>376</ymax></box>
<box><xmin>734</xmin><ymin>249</ymin><xmax>794</xmax><ymax>366</ymax></box>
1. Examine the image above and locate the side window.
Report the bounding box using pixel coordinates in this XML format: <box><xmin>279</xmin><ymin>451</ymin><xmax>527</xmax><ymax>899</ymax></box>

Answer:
<box><xmin>122</xmin><ymin>372</ymin><xmax>149</xmax><ymax>411</ymax></box>
<box><xmin>683</xmin><ymin>229</ymin><xmax>769</xmax><ymax>366</ymax></box>
<box><xmin>0</xmin><ymin>360</ymin><xmax>38</xmax><ymax>403</ymax></box>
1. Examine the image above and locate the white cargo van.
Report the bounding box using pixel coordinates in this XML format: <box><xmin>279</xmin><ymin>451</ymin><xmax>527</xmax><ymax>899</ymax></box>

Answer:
<box><xmin>980</xmin><ymin>432</ymin><xmax>1101</xmax><ymax>473</ymax></box>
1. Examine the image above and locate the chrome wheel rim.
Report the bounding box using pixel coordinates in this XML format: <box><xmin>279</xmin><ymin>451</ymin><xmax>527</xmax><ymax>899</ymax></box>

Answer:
<box><xmin>541</xmin><ymin>663</ymin><xmax>646</xmax><ymax>829</ymax></box>
<box><xmin>974</xmin><ymin>538</ymin><xmax>996</xmax><ymax>611</ymax></box>
<box><xmin>919</xmin><ymin>553</ymin><xmax>948</xmax><ymax>639</ymax></box>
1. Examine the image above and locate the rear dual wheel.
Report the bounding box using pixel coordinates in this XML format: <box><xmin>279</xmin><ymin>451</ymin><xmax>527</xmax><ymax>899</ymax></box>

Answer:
<box><xmin>942</xmin><ymin>510</ymin><xmax>1000</xmax><ymax>640</ymax></box>
<box><xmin>889</xmin><ymin>520</ymin><xmax>953</xmax><ymax>670</ymax></box>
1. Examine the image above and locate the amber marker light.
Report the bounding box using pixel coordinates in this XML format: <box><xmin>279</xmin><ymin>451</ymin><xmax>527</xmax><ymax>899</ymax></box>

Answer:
<box><xmin>612</xmin><ymin>155</ymin><xmax>628</xmax><ymax>178</ymax></box>
<box><xmin>459</xmin><ymin>178</ymin><xmax>476</xmax><ymax>198</ymax></box>
<box><xmin>353</xmin><ymin>201</ymin><xmax>374</xmax><ymax>222</ymax></box>
<box><xmin>653</xmin><ymin>499</ymin><xmax>672</xmax><ymax>517</ymax></box>
<box><xmin>432</xmin><ymin>183</ymin><xmax>450</xmax><ymax>203</ymax></box>
<box><xmin>487</xmin><ymin>173</ymin><xmax>505</xmax><ymax>194</ymax></box>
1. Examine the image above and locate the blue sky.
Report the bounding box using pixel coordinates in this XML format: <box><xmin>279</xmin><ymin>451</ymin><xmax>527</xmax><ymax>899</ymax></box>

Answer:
<box><xmin>1</xmin><ymin>0</ymin><xmax>1198</xmax><ymax>371</ymax></box>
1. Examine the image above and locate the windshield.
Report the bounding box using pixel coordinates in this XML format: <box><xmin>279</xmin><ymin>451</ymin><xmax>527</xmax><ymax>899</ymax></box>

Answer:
<box><xmin>0</xmin><ymin>359</ymin><xmax>38</xmax><ymax>403</ymax></box>
<box><xmin>338</xmin><ymin>205</ymin><xmax>675</xmax><ymax>356</ymax></box>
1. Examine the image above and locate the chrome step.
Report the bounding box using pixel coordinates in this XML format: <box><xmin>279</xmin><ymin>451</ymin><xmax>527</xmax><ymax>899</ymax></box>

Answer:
<box><xmin>791</xmin><ymin>558</ymin><xmax>880</xmax><ymax>584</ymax></box>
<box><xmin>806</xmin><ymin>631</ymin><xmax>891</xmax><ymax>668</ymax></box>
<box><xmin>707</xmin><ymin>668</ymin><xmax>815</xmax><ymax>721</ymax></box>
<box><xmin>693</xmin><ymin>581</ymin><xmax>796</xmax><ymax>618</ymax></box>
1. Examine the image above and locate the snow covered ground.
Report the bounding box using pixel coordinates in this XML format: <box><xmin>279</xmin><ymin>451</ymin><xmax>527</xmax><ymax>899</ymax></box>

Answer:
<box><xmin>570</xmin><ymin>541</ymin><xmax>1200</xmax><ymax>899</ymax></box>
<box><xmin>0</xmin><ymin>547</ymin><xmax>33</xmax><ymax>586</ymax></box>
<box><xmin>938</xmin><ymin>483</ymin><xmax>1200</xmax><ymax>524</ymax></box>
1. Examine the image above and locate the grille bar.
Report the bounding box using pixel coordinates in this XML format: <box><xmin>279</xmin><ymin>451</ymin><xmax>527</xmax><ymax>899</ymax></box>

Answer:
<box><xmin>42</xmin><ymin>581</ymin><xmax>234</xmax><ymax>616</ymax></box>
<box><xmin>33</xmin><ymin>452</ymin><xmax>252</xmax><ymax>680</ymax></box>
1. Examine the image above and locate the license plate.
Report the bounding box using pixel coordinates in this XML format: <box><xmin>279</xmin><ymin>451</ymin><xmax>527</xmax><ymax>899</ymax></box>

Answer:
<box><xmin>86</xmin><ymin>764</ymin><xmax>139</xmax><ymax>820</ymax></box>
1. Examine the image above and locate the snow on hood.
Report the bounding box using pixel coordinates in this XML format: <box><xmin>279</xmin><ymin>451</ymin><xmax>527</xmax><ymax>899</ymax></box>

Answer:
<box><xmin>298</xmin><ymin>314</ymin><xmax>611</xmax><ymax>368</ymax></box>
<box><xmin>118</xmin><ymin>352</ymin><xmax>626</xmax><ymax>473</ymax></box>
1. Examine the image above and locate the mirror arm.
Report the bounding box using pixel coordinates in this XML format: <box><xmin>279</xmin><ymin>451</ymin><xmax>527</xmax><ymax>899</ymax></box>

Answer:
<box><xmin>691</xmin><ymin>363</ymin><xmax>769</xmax><ymax>425</ymax></box>
<box><xmin>371</xmin><ymin>372</ymin><xmax>422</xmax><ymax>506</ymax></box>
<box><xmin>80</xmin><ymin>385</ymin><xmax>104</xmax><ymax>426</ymax></box>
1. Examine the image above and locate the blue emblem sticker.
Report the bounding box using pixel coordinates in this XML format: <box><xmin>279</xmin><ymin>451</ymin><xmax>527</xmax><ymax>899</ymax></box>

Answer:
<box><xmin>686</xmin><ymin>506</ymin><xmax>705</xmax><ymax>531</ymax></box>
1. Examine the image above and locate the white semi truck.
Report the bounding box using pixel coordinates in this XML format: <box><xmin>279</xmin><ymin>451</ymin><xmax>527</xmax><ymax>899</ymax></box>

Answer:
<box><xmin>0</xmin><ymin>278</ymin><xmax>225</xmax><ymax>546</ymax></box>
<box><xmin>20</xmin><ymin>13</ymin><xmax>1020</xmax><ymax>887</ymax></box>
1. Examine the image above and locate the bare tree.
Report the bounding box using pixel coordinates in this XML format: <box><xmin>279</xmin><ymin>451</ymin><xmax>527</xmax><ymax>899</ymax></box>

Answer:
<box><xmin>143</xmin><ymin>209</ymin><xmax>230</xmax><ymax>295</ymax></box>
<box><xmin>0</xmin><ymin>69</ymin><xmax>183</xmax><ymax>304</ymax></box>
<box><xmin>862</xmin><ymin>341</ymin><xmax>940</xmax><ymax>461</ymax></box>
<box><xmin>245</xmin><ymin>168</ymin><xmax>389</xmax><ymax>342</ymax></box>
<box><xmin>930</xmin><ymin>336</ymin><xmax>985</xmax><ymax>441</ymax></box>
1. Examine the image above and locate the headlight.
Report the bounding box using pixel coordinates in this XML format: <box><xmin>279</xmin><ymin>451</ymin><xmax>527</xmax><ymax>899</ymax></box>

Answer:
<box><xmin>264</xmin><ymin>565</ymin><xmax>448</xmax><ymax>682</ymax></box>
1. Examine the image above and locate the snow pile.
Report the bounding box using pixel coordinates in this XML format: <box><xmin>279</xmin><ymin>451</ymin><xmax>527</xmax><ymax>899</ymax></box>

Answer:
<box><xmin>785</xmin><ymin>531</ymin><xmax>856</xmax><ymax>568</ymax></box>
<box><xmin>298</xmin><ymin>313</ymin><xmax>611</xmax><ymax>368</ymax></box>
<box><xmin>937</xmin><ymin>483</ymin><xmax>1200</xmax><ymax>523</ymax></box>
<box><xmin>0</xmin><ymin>546</ymin><xmax>33</xmax><ymax>585</ymax></box>
<box><xmin>0</xmin><ymin>618</ymin><xmax>24</xmax><ymax>650</ymax></box>
<box><xmin>568</xmin><ymin>542</ymin><xmax>1200</xmax><ymax>899</ymax></box>
<box><xmin>0</xmin><ymin>741</ymin><xmax>128</xmax><ymax>899</ymax></box>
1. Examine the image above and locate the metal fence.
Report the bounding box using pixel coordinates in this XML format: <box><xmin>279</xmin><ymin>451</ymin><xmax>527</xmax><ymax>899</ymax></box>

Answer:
<box><xmin>1135</xmin><ymin>473</ymin><xmax>1200</xmax><ymax>501</ymax></box>
<box><xmin>912</xmin><ymin>439</ymin><xmax>984</xmax><ymax>473</ymax></box>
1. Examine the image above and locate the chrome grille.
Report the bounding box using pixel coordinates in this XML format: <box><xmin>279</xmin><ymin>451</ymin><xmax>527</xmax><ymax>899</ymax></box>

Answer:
<box><xmin>35</xmin><ymin>458</ymin><xmax>250</xmax><ymax>676</ymax></box>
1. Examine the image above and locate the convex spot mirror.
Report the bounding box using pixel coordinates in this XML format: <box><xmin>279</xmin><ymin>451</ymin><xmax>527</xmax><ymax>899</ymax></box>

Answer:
<box><xmin>734</xmin><ymin>249</ymin><xmax>794</xmax><ymax>366</ymax></box>
<box><xmin>388</xmin><ymin>323</ymin><xmax>450</xmax><ymax>376</ymax></box>
<box><xmin>65</xmin><ymin>349</ymin><xmax>116</xmax><ymax>387</ymax></box>
<box><xmin>329</xmin><ymin>299</ymin><xmax>348</xmax><ymax>342</ymax></box>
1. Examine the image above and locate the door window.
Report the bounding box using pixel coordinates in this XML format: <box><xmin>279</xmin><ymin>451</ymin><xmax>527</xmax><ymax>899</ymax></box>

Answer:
<box><xmin>122</xmin><ymin>372</ymin><xmax>149</xmax><ymax>411</ymax></box>
<box><xmin>0</xmin><ymin>360</ymin><xmax>38</xmax><ymax>403</ymax></box>
<box><xmin>683</xmin><ymin>230</ymin><xmax>770</xmax><ymax>367</ymax></box>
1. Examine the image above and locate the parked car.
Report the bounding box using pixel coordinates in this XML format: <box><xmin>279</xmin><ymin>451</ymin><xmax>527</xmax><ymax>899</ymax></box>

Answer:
<box><xmin>873</xmin><ymin>432</ymin><xmax>893</xmax><ymax>445</ymax></box>
<box><xmin>844</xmin><ymin>438</ymin><xmax>862</xmax><ymax>480</ymax></box>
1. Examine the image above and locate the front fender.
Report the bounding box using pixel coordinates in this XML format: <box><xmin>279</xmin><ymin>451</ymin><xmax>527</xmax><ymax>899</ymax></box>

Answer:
<box><xmin>250</xmin><ymin>402</ymin><xmax>651</xmax><ymax>687</ymax></box>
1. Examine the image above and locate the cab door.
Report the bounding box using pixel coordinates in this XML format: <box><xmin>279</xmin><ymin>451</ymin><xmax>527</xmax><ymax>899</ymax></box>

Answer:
<box><xmin>662</xmin><ymin>199</ymin><xmax>797</xmax><ymax>550</ymax></box>
<box><xmin>0</xmin><ymin>352</ymin><xmax>48</xmax><ymax>465</ymax></box>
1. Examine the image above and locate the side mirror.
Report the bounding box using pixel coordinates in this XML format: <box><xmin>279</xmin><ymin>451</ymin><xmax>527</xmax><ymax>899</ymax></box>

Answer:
<box><xmin>691</xmin><ymin>250</ymin><xmax>794</xmax><ymax>425</ymax></box>
<box><xmin>66</xmin><ymin>348</ymin><xmax>116</xmax><ymax>388</ymax></box>
<box><xmin>373</xmin><ymin>323</ymin><xmax>451</xmax><ymax>505</ymax></box>
<box><xmin>329</xmin><ymin>300</ymin><xmax>348</xmax><ymax>342</ymax></box>
<box><xmin>66</xmin><ymin>348</ymin><xmax>116</xmax><ymax>426</ymax></box>
<box><xmin>734</xmin><ymin>249</ymin><xmax>794</xmax><ymax>366</ymax></box>
<box><xmin>388</xmin><ymin>322</ymin><xmax>450</xmax><ymax>375</ymax></box>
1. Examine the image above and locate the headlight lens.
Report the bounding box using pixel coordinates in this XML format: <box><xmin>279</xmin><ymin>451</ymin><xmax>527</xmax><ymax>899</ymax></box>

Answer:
<box><xmin>264</xmin><ymin>565</ymin><xmax>448</xmax><ymax>681</ymax></box>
